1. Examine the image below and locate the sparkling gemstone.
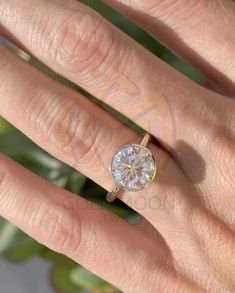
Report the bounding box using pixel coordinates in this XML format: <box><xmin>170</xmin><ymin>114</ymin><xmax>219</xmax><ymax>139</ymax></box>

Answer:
<box><xmin>110</xmin><ymin>144</ymin><xmax>156</xmax><ymax>191</ymax></box>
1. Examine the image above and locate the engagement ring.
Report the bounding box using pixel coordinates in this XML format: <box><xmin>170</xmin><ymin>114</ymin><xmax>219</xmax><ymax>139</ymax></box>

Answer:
<box><xmin>106</xmin><ymin>133</ymin><xmax>156</xmax><ymax>202</ymax></box>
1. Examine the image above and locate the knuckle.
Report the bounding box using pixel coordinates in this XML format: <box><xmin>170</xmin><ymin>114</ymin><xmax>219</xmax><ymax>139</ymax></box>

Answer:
<box><xmin>45</xmin><ymin>100</ymin><xmax>94</xmax><ymax>160</ymax></box>
<box><xmin>45</xmin><ymin>9</ymin><xmax>116</xmax><ymax>76</ymax></box>
<box><xmin>38</xmin><ymin>201</ymin><xmax>81</xmax><ymax>255</ymax></box>
<box><xmin>26</xmin><ymin>92</ymin><xmax>104</xmax><ymax>165</ymax></box>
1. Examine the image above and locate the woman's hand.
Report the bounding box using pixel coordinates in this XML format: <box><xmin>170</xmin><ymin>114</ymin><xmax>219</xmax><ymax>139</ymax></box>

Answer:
<box><xmin>0</xmin><ymin>0</ymin><xmax>235</xmax><ymax>291</ymax></box>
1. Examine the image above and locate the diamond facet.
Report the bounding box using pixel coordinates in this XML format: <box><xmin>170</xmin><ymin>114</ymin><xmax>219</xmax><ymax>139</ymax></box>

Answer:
<box><xmin>110</xmin><ymin>144</ymin><xmax>156</xmax><ymax>191</ymax></box>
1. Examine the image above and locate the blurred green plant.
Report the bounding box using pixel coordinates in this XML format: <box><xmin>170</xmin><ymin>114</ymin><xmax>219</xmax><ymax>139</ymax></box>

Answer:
<box><xmin>0</xmin><ymin>1</ymin><xmax>204</xmax><ymax>292</ymax></box>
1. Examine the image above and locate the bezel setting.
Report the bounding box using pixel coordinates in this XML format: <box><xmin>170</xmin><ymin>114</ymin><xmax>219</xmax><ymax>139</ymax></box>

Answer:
<box><xmin>110</xmin><ymin>144</ymin><xmax>156</xmax><ymax>192</ymax></box>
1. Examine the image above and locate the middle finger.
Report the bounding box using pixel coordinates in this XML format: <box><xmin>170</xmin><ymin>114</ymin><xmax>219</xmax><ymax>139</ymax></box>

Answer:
<box><xmin>0</xmin><ymin>0</ymin><xmax>217</xmax><ymax>153</ymax></box>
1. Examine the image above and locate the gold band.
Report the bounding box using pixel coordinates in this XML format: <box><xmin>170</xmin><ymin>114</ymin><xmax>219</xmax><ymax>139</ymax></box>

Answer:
<box><xmin>106</xmin><ymin>187</ymin><xmax>121</xmax><ymax>203</ymax></box>
<box><xmin>106</xmin><ymin>133</ymin><xmax>152</xmax><ymax>203</ymax></box>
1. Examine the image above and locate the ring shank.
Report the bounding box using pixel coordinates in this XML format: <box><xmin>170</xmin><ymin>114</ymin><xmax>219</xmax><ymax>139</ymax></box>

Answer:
<box><xmin>140</xmin><ymin>133</ymin><xmax>151</xmax><ymax>147</ymax></box>
<box><xmin>106</xmin><ymin>187</ymin><xmax>121</xmax><ymax>203</ymax></box>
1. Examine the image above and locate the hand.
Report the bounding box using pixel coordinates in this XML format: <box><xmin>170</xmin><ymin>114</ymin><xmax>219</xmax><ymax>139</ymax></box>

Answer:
<box><xmin>0</xmin><ymin>0</ymin><xmax>235</xmax><ymax>292</ymax></box>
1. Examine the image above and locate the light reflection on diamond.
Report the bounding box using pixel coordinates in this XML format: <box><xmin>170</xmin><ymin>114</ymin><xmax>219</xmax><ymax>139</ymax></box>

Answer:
<box><xmin>111</xmin><ymin>144</ymin><xmax>156</xmax><ymax>191</ymax></box>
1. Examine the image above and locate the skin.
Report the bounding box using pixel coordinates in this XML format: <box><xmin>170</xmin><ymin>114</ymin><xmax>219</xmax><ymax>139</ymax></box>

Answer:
<box><xmin>0</xmin><ymin>0</ymin><xmax>235</xmax><ymax>291</ymax></box>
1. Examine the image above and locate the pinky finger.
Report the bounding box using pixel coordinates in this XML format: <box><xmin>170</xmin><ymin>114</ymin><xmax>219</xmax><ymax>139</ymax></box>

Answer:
<box><xmin>0</xmin><ymin>153</ymin><xmax>172</xmax><ymax>292</ymax></box>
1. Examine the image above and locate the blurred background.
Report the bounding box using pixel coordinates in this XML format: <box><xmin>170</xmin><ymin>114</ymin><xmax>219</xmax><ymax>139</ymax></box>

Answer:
<box><xmin>0</xmin><ymin>0</ymin><xmax>203</xmax><ymax>292</ymax></box>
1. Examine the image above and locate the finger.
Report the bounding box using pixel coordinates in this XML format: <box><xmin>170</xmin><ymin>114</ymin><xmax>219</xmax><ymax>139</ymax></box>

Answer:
<box><xmin>103</xmin><ymin>0</ymin><xmax>235</xmax><ymax>94</ymax></box>
<box><xmin>0</xmin><ymin>44</ymin><xmax>137</xmax><ymax>192</ymax></box>
<box><xmin>0</xmin><ymin>153</ymin><xmax>181</xmax><ymax>292</ymax></box>
<box><xmin>0</xmin><ymin>0</ymin><xmax>216</xmax><ymax>151</ymax></box>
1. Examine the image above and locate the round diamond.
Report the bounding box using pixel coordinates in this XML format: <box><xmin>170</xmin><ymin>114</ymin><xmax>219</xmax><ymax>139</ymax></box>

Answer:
<box><xmin>110</xmin><ymin>144</ymin><xmax>156</xmax><ymax>191</ymax></box>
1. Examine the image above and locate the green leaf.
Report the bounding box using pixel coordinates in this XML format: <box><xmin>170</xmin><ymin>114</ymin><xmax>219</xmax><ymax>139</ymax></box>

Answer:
<box><xmin>0</xmin><ymin>131</ymin><xmax>61</xmax><ymax>171</ymax></box>
<box><xmin>82</xmin><ymin>182</ymin><xmax>106</xmax><ymax>200</ymax></box>
<box><xmin>53</xmin><ymin>176</ymin><xmax>69</xmax><ymax>188</ymax></box>
<box><xmin>50</xmin><ymin>262</ymin><xmax>80</xmax><ymax>293</ymax></box>
<box><xmin>66</xmin><ymin>172</ymin><xmax>87</xmax><ymax>194</ymax></box>
<box><xmin>41</xmin><ymin>250</ymin><xmax>85</xmax><ymax>293</ymax></box>
<box><xmin>40</xmin><ymin>249</ymin><xmax>74</xmax><ymax>265</ymax></box>
<box><xmin>70</xmin><ymin>266</ymin><xmax>119</xmax><ymax>293</ymax></box>
<box><xmin>0</xmin><ymin>116</ymin><xmax>13</xmax><ymax>134</ymax></box>
<box><xmin>160</xmin><ymin>50</ymin><xmax>204</xmax><ymax>83</ymax></box>
<box><xmin>0</xmin><ymin>221</ymin><xmax>18</xmax><ymax>253</ymax></box>
<box><xmin>3</xmin><ymin>232</ymin><xmax>42</xmax><ymax>262</ymax></box>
